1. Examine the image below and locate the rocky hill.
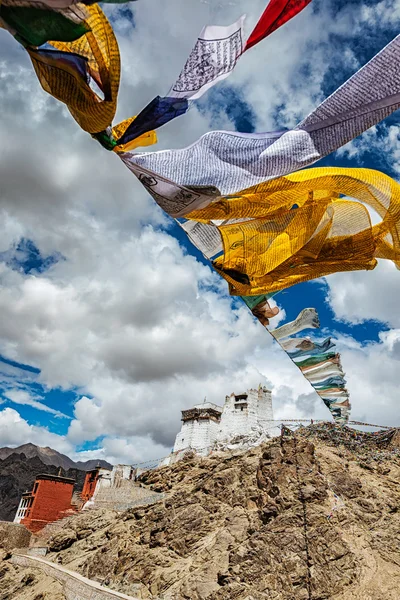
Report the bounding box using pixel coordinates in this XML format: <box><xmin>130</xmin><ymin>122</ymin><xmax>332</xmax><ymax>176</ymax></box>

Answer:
<box><xmin>0</xmin><ymin>453</ymin><xmax>87</xmax><ymax>522</ymax></box>
<box><xmin>1</xmin><ymin>425</ymin><xmax>400</xmax><ymax>600</ymax></box>
<box><xmin>0</xmin><ymin>443</ymin><xmax>111</xmax><ymax>471</ymax></box>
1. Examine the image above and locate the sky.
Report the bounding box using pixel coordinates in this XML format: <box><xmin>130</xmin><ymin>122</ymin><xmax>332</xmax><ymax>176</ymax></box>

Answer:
<box><xmin>0</xmin><ymin>0</ymin><xmax>400</xmax><ymax>465</ymax></box>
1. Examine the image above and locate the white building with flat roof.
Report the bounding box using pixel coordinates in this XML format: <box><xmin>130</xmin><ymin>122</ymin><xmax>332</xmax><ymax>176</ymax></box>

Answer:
<box><xmin>219</xmin><ymin>387</ymin><xmax>274</xmax><ymax>441</ymax></box>
<box><xmin>173</xmin><ymin>402</ymin><xmax>223</xmax><ymax>456</ymax></box>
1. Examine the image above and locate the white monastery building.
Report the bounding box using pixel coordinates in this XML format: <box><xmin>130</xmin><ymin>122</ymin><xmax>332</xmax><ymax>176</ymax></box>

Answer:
<box><xmin>173</xmin><ymin>386</ymin><xmax>277</xmax><ymax>456</ymax></box>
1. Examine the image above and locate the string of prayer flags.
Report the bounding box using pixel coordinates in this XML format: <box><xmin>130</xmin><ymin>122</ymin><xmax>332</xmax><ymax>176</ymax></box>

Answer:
<box><xmin>268</xmin><ymin>310</ymin><xmax>350</xmax><ymax>423</ymax></box>
<box><xmin>128</xmin><ymin>33</ymin><xmax>400</xmax><ymax>194</ymax></box>
<box><xmin>118</xmin><ymin>1</ymin><xmax>313</xmax><ymax>147</ymax></box>
<box><xmin>5</xmin><ymin>0</ymin><xmax>400</xmax><ymax>426</ymax></box>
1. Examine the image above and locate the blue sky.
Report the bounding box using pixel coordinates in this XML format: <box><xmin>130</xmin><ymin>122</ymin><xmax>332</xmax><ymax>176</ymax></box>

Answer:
<box><xmin>0</xmin><ymin>0</ymin><xmax>399</xmax><ymax>464</ymax></box>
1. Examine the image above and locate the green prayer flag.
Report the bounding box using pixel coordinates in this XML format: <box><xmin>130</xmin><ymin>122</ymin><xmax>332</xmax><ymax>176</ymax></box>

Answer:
<box><xmin>294</xmin><ymin>352</ymin><xmax>337</xmax><ymax>369</ymax></box>
<box><xmin>241</xmin><ymin>294</ymin><xmax>275</xmax><ymax>310</ymax></box>
<box><xmin>0</xmin><ymin>6</ymin><xmax>89</xmax><ymax>47</ymax></box>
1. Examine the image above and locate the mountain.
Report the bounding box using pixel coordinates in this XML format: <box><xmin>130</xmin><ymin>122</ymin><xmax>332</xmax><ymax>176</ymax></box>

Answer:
<box><xmin>0</xmin><ymin>443</ymin><xmax>112</xmax><ymax>471</ymax></box>
<box><xmin>1</xmin><ymin>424</ymin><xmax>399</xmax><ymax>600</ymax></box>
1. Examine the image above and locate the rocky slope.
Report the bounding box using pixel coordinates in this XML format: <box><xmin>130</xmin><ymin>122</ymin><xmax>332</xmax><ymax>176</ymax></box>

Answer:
<box><xmin>0</xmin><ymin>443</ymin><xmax>111</xmax><ymax>471</ymax></box>
<box><xmin>0</xmin><ymin>552</ymin><xmax>65</xmax><ymax>600</ymax></box>
<box><xmin>0</xmin><ymin>453</ymin><xmax>87</xmax><ymax>522</ymax></box>
<box><xmin>1</xmin><ymin>425</ymin><xmax>400</xmax><ymax>600</ymax></box>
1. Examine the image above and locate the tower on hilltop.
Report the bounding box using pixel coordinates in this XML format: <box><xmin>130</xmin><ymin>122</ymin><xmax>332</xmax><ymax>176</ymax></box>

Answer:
<box><xmin>173</xmin><ymin>402</ymin><xmax>223</xmax><ymax>456</ymax></box>
<box><xmin>172</xmin><ymin>385</ymin><xmax>276</xmax><ymax>457</ymax></box>
<box><xmin>219</xmin><ymin>386</ymin><xmax>274</xmax><ymax>441</ymax></box>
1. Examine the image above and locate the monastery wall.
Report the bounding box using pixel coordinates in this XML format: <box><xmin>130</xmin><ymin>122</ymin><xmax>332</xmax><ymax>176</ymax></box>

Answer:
<box><xmin>21</xmin><ymin>478</ymin><xmax>75</xmax><ymax>534</ymax></box>
<box><xmin>173</xmin><ymin>418</ymin><xmax>220</xmax><ymax>455</ymax></box>
<box><xmin>87</xmin><ymin>480</ymin><xmax>164</xmax><ymax>512</ymax></box>
<box><xmin>111</xmin><ymin>465</ymin><xmax>134</xmax><ymax>486</ymax></box>
<box><xmin>81</xmin><ymin>466</ymin><xmax>164</xmax><ymax>512</ymax></box>
<box><xmin>257</xmin><ymin>389</ymin><xmax>274</xmax><ymax>424</ymax></box>
<box><xmin>219</xmin><ymin>388</ymin><xmax>274</xmax><ymax>440</ymax></box>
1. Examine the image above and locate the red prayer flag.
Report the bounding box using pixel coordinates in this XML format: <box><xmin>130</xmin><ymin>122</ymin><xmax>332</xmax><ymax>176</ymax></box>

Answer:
<box><xmin>244</xmin><ymin>0</ymin><xmax>312</xmax><ymax>51</ymax></box>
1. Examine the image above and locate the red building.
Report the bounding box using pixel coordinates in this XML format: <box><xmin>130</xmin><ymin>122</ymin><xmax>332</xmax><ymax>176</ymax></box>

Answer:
<box><xmin>14</xmin><ymin>474</ymin><xmax>77</xmax><ymax>533</ymax></box>
<box><xmin>81</xmin><ymin>468</ymin><xmax>100</xmax><ymax>502</ymax></box>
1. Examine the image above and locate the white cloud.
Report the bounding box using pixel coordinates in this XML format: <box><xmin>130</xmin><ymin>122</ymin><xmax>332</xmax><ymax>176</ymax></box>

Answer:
<box><xmin>0</xmin><ymin>0</ymin><xmax>399</xmax><ymax>465</ymax></box>
<box><xmin>336</xmin><ymin>125</ymin><xmax>400</xmax><ymax>174</ymax></box>
<box><xmin>333</xmin><ymin>332</ymin><xmax>400</xmax><ymax>426</ymax></box>
<box><xmin>326</xmin><ymin>261</ymin><xmax>400</xmax><ymax>328</ymax></box>
<box><xmin>0</xmin><ymin>407</ymin><xmax>73</xmax><ymax>454</ymax></box>
<box><xmin>358</xmin><ymin>0</ymin><xmax>400</xmax><ymax>29</ymax></box>
<box><xmin>2</xmin><ymin>389</ymin><xmax>70</xmax><ymax>419</ymax></box>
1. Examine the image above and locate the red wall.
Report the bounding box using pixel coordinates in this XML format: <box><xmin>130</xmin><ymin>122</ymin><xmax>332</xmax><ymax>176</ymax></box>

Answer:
<box><xmin>22</xmin><ymin>478</ymin><xmax>75</xmax><ymax>533</ymax></box>
<box><xmin>81</xmin><ymin>470</ymin><xmax>99</xmax><ymax>502</ymax></box>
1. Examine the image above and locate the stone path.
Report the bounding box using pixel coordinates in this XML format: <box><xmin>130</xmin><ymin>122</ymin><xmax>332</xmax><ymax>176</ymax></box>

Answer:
<box><xmin>91</xmin><ymin>481</ymin><xmax>164</xmax><ymax>511</ymax></box>
<box><xmin>11</xmin><ymin>553</ymin><xmax>140</xmax><ymax>600</ymax></box>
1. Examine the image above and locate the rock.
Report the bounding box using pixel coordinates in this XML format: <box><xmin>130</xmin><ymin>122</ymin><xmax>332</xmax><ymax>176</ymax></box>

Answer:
<box><xmin>2</xmin><ymin>428</ymin><xmax>400</xmax><ymax>600</ymax></box>
<box><xmin>21</xmin><ymin>572</ymin><xmax>36</xmax><ymax>586</ymax></box>
<box><xmin>48</xmin><ymin>529</ymin><xmax>77</xmax><ymax>552</ymax></box>
<box><xmin>76</xmin><ymin>528</ymin><xmax>92</xmax><ymax>540</ymax></box>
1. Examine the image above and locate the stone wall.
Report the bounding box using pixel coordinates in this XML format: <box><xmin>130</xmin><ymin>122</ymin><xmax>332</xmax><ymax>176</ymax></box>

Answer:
<box><xmin>0</xmin><ymin>521</ymin><xmax>31</xmax><ymax>551</ymax></box>
<box><xmin>219</xmin><ymin>387</ymin><xmax>275</xmax><ymax>441</ymax></box>
<box><xmin>257</xmin><ymin>387</ymin><xmax>274</xmax><ymax>425</ymax></box>
<box><xmin>173</xmin><ymin>418</ymin><xmax>220</xmax><ymax>455</ymax></box>
<box><xmin>26</xmin><ymin>546</ymin><xmax>48</xmax><ymax>557</ymax></box>
<box><xmin>11</xmin><ymin>553</ymin><xmax>143</xmax><ymax>599</ymax></box>
<box><xmin>87</xmin><ymin>480</ymin><xmax>164</xmax><ymax>512</ymax></box>
<box><xmin>219</xmin><ymin>389</ymin><xmax>258</xmax><ymax>440</ymax></box>
<box><xmin>111</xmin><ymin>465</ymin><xmax>134</xmax><ymax>486</ymax></box>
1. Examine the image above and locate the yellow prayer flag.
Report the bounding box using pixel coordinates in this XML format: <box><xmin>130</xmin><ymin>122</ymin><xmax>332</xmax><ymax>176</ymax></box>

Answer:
<box><xmin>29</xmin><ymin>4</ymin><xmax>120</xmax><ymax>134</ymax></box>
<box><xmin>185</xmin><ymin>168</ymin><xmax>400</xmax><ymax>296</ymax></box>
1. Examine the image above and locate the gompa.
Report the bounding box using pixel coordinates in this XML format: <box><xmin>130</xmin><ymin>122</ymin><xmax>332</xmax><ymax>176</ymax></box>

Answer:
<box><xmin>13</xmin><ymin>473</ymin><xmax>77</xmax><ymax>533</ymax></box>
<box><xmin>172</xmin><ymin>386</ymin><xmax>276</xmax><ymax>457</ymax></box>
